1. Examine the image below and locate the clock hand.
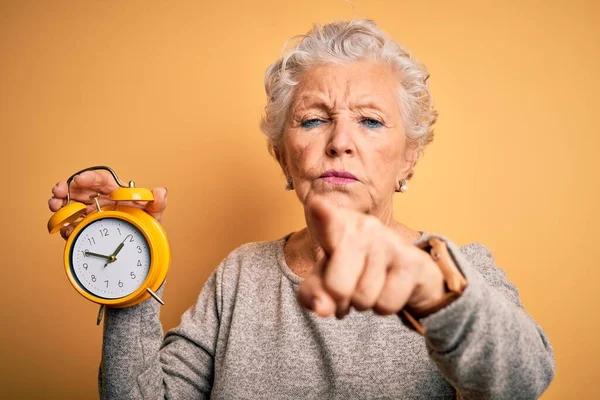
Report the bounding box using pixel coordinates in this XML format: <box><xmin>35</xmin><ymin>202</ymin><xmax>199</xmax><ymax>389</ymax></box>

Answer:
<box><xmin>103</xmin><ymin>234</ymin><xmax>132</xmax><ymax>268</ymax></box>
<box><xmin>84</xmin><ymin>251</ymin><xmax>112</xmax><ymax>260</ymax></box>
<box><xmin>110</xmin><ymin>243</ymin><xmax>125</xmax><ymax>258</ymax></box>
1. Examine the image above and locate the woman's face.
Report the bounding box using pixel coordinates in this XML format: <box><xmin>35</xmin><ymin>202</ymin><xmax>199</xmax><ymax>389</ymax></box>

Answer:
<box><xmin>280</xmin><ymin>61</ymin><xmax>417</xmax><ymax>216</ymax></box>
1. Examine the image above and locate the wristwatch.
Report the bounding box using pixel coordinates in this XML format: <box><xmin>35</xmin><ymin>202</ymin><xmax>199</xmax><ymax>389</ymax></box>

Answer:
<box><xmin>400</xmin><ymin>237</ymin><xmax>468</xmax><ymax>335</ymax></box>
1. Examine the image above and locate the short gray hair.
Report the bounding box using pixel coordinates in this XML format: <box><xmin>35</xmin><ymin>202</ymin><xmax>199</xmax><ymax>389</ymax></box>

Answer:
<box><xmin>260</xmin><ymin>19</ymin><xmax>438</xmax><ymax>160</ymax></box>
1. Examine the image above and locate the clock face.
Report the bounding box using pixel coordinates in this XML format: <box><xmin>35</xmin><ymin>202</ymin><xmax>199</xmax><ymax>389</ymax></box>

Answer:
<box><xmin>70</xmin><ymin>218</ymin><xmax>151</xmax><ymax>299</ymax></box>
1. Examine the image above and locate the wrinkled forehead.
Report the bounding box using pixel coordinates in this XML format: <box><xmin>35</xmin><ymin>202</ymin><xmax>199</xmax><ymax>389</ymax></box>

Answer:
<box><xmin>291</xmin><ymin>62</ymin><xmax>401</xmax><ymax>114</ymax></box>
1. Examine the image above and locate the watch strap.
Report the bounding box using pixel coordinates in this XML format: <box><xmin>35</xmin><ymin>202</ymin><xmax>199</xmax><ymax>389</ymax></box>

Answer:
<box><xmin>400</xmin><ymin>237</ymin><xmax>468</xmax><ymax>335</ymax></box>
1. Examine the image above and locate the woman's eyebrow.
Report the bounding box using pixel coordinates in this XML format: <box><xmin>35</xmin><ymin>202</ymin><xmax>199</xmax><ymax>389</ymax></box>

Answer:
<box><xmin>291</xmin><ymin>95</ymin><xmax>391</xmax><ymax>116</ymax></box>
<box><xmin>291</xmin><ymin>94</ymin><xmax>331</xmax><ymax>113</ymax></box>
<box><xmin>349</xmin><ymin>96</ymin><xmax>385</xmax><ymax>109</ymax></box>
<box><xmin>351</xmin><ymin>101</ymin><xmax>390</xmax><ymax>117</ymax></box>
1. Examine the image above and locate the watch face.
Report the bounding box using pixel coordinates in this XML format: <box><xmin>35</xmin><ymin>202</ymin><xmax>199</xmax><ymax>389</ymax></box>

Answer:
<box><xmin>70</xmin><ymin>218</ymin><xmax>151</xmax><ymax>299</ymax></box>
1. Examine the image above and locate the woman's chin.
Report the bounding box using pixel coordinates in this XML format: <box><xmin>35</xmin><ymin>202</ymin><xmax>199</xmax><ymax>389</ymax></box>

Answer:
<box><xmin>302</xmin><ymin>189</ymin><xmax>364</xmax><ymax>211</ymax></box>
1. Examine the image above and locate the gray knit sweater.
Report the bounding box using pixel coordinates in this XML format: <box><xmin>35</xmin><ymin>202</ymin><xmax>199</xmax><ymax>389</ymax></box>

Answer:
<box><xmin>99</xmin><ymin>233</ymin><xmax>555</xmax><ymax>399</ymax></box>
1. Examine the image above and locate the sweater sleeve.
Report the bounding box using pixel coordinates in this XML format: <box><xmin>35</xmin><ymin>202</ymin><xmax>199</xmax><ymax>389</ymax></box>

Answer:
<box><xmin>416</xmin><ymin>235</ymin><xmax>555</xmax><ymax>399</ymax></box>
<box><xmin>98</xmin><ymin>269</ymin><xmax>221</xmax><ymax>399</ymax></box>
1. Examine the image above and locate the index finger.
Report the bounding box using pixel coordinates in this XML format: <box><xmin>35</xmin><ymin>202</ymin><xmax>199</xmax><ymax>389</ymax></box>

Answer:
<box><xmin>297</xmin><ymin>256</ymin><xmax>337</xmax><ymax>317</ymax></box>
<box><xmin>306</xmin><ymin>196</ymin><xmax>347</xmax><ymax>255</ymax></box>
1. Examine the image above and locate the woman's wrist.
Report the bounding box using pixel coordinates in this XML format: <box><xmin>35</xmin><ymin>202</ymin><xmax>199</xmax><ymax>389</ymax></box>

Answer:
<box><xmin>401</xmin><ymin>237</ymin><xmax>468</xmax><ymax>334</ymax></box>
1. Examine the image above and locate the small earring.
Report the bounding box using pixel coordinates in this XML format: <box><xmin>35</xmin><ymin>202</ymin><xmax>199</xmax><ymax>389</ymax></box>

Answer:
<box><xmin>285</xmin><ymin>177</ymin><xmax>294</xmax><ymax>191</ymax></box>
<box><xmin>397</xmin><ymin>179</ymin><xmax>408</xmax><ymax>193</ymax></box>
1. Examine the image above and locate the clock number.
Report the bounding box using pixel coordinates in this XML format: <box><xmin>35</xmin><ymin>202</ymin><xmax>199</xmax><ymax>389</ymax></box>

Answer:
<box><xmin>83</xmin><ymin>263</ymin><xmax>88</xmax><ymax>270</ymax></box>
<box><xmin>91</xmin><ymin>275</ymin><xmax>96</xmax><ymax>282</ymax></box>
<box><xmin>88</xmin><ymin>237</ymin><xmax>96</xmax><ymax>246</ymax></box>
<box><xmin>104</xmin><ymin>280</ymin><xmax>109</xmax><ymax>288</ymax></box>
<box><xmin>129</xmin><ymin>235</ymin><xmax>134</xmax><ymax>243</ymax></box>
<box><xmin>84</xmin><ymin>249</ymin><xmax>90</xmax><ymax>257</ymax></box>
<box><xmin>130</xmin><ymin>271</ymin><xmax>136</xmax><ymax>279</ymax></box>
<box><xmin>117</xmin><ymin>227</ymin><xmax>121</xmax><ymax>236</ymax></box>
<box><xmin>137</xmin><ymin>260</ymin><xmax>142</xmax><ymax>267</ymax></box>
<box><xmin>99</xmin><ymin>228</ymin><xmax>109</xmax><ymax>237</ymax></box>
<box><xmin>137</xmin><ymin>246</ymin><xmax>142</xmax><ymax>253</ymax></box>
<box><xmin>118</xmin><ymin>280</ymin><xmax>124</xmax><ymax>288</ymax></box>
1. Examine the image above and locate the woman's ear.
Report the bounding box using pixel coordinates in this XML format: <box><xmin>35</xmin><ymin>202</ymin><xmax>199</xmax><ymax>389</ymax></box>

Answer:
<box><xmin>398</xmin><ymin>144</ymin><xmax>421</xmax><ymax>180</ymax></box>
<box><xmin>273</xmin><ymin>145</ymin><xmax>289</xmax><ymax>177</ymax></box>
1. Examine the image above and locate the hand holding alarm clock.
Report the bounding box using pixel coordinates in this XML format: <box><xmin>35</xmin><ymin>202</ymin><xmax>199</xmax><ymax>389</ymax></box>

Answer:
<box><xmin>47</xmin><ymin>166</ymin><xmax>170</xmax><ymax>324</ymax></box>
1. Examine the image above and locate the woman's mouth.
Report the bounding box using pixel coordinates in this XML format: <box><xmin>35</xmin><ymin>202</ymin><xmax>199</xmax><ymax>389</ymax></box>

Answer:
<box><xmin>319</xmin><ymin>170</ymin><xmax>358</xmax><ymax>185</ymax></box>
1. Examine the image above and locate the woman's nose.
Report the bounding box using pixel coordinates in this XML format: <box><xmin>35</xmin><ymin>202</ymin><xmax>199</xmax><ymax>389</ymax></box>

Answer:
<box><xmin>326</xmin><ymin>120</ymin><xmax>355</xmax><ymax>157</ymax></box>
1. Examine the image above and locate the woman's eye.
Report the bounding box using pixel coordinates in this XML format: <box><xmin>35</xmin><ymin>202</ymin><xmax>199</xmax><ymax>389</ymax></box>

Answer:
<box><xmin>360</xmin><ymin>118</ymin><xmax>384</xmax><ymax>129</ymax></box>
<box><xmin>300</xmin><ymin>118</ymin><xmax>325</xmax><ymax>129</ymax></box>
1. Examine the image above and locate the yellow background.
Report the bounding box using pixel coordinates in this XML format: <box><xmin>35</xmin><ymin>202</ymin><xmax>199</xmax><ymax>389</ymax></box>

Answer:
<box><xmin>1</xmin><ymin>0</ymin><xmax>598</xmax><ymax>398</ymax></box>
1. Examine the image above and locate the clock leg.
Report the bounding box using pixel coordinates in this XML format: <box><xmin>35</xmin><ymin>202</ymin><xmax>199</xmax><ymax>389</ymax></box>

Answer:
<box><xmin>146</xmin><ymin>288</ymin><xmax>165</xmax><ymax>305</ymax></box>
<box><xmin>96</xmin><ymin>304</ymin><xmax>106</xmax><ymax>325</ymax></box>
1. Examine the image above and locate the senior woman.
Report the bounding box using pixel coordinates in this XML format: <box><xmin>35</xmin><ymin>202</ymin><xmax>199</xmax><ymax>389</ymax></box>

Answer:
<box><xmin>49</xmin><ymin>20</ymin><xmax>554</xmax><ymax>399</ymax></box>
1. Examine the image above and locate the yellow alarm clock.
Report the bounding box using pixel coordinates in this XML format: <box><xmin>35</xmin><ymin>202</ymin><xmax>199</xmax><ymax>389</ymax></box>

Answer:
<box><xmin>48</xmin><ymin>166</ymin><xmax>170</xmax><ymax>323</ymax></box>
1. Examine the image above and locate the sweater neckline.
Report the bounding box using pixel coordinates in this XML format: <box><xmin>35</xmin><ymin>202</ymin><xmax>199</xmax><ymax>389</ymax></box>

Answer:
<box><xmin>276</xmin><ymin>233</ymin><xmax>303</xmax><ymax>285</ymax></box>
